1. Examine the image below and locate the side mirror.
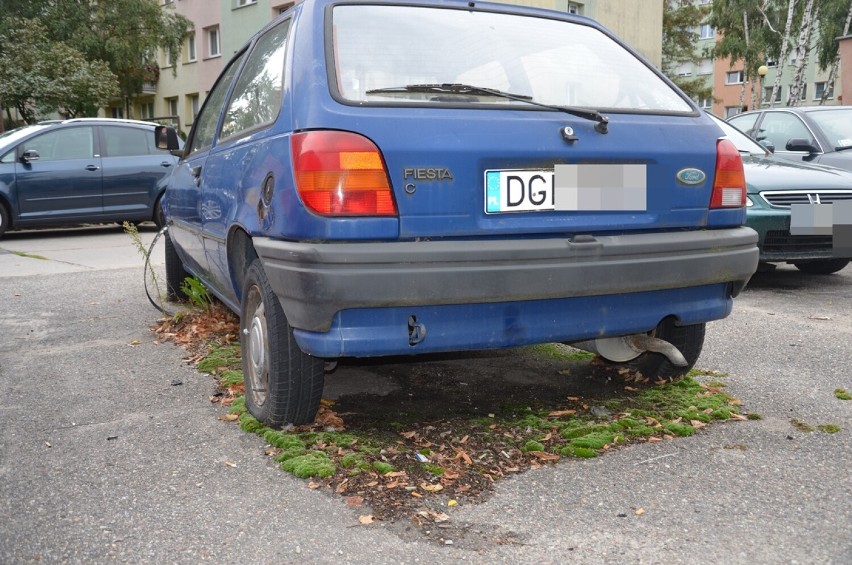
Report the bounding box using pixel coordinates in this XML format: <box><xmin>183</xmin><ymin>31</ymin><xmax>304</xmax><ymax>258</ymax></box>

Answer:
<box><xmin>786</xmin><ymin>138</ymin><xmax>819</xmax><ymax>154</ymax></box>
<box><xmin>760</xmin><ymin>141</ymin><xmax>775</xmax><ymax>154</ymax></box>
<box><xmin>155</xmin><ymin>125</ymin><xmax>182</xmax><ymax>155</ymax></box>
<box><xmin>20</xmin><ymin>149</ymin><xmax>40</xmax><ymax>163</ymax></box>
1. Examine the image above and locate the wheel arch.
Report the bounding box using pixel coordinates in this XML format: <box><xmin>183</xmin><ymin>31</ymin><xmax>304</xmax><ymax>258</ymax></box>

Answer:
<box><xmin>227</xmin><ymin>226</ymin><xmax>258</xmax><ymax>303</ymax></box>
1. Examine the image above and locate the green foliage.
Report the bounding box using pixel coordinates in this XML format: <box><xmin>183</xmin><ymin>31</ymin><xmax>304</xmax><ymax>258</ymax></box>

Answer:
<box><xmin>372</xmin><ymin>461</ymin><xmax>395</xmax><ymax>474</ymax></box>
<box><xmin>521</xmin><ymin>440</ymin><xmax>546</xmax><ymax>453</ymax></box>
<box><xmin>280</xmin><ymin>452</ymin><xmax>336</xmax><ymax>479</ymax></box>
<box><xmin>197</xmin><ymin>345</ymin><xmax>241</xmax><ymax>375</ymax></box>
<box><xmin>239</xmin><ymin>412</ymin><xmax>266</xmax><ymax>434</ymax></box>
<box><xmin>219</xmin><ymin>370</ymin><xmax>244</xmax><ymax>387</ymax></box>
<box><xmin>123</xmin><ymin>222</ymin><xmax>167</xmax><ymax>306</ymax></box>
<box><xmin>0</xmin><ymin>0</ymin><xmax>190</xmax><ymax>120</ymax></box>
<box><xmin>817</xmin><ymin>424</ymin><xmax>841</xmax><ymax>434</ymax></box>
<box><xmin>834</xmin><ymin>388</ymin><xmax>852</xmax><ymax>401</ymax></box>
<box><xmin>180</xmin><ymin>276</ymin><xmax>212</xmax><ymax>311</ymax></box>
<box><xmin>662</xmin><ymin>0</ymin><xmax>713</xmax><ymax>101</ymax></box>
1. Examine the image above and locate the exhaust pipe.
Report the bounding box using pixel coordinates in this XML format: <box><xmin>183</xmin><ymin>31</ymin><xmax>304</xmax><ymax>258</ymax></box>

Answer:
<box><xmin>570</xmin><ymin>334</ymin><xmax>688</xmax><ymax>367</ymax></box>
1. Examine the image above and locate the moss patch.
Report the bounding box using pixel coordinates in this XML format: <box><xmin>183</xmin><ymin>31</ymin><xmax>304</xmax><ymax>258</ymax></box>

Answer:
<box><xmin>817</xmin><ymin>424</ymin><xmax>841</xmax><ymax>434</ymax></box>
<box><xmin>834</xmin><ymin>388</ymin><xmax>852</xmax><ymax>401</ymax></box>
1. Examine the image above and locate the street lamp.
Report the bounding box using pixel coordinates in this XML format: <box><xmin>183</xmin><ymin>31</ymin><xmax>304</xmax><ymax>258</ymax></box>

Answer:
<box><xmin>757</xmin><ymin>65</ymin><xmax>769</xmax><ymax>108</ymax></box>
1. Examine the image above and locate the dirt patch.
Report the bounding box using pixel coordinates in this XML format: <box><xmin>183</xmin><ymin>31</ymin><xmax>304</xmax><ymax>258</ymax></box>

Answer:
<box><xmin>154</xmin><ymin>304</ymin><xmax>747</xmax><ymax>548</ymax></box>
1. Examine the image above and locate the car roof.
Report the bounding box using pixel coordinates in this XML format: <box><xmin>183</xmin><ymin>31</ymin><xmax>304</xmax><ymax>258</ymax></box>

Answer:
<box><xmin>45</xmin><ymin>117</ymin><xmax>161</xmax><ymax>128</ymax></box>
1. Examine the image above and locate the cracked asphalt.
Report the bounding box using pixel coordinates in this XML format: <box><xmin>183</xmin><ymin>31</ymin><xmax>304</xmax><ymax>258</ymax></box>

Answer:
<box><xmin>1</xmin><ymin>225</ymin><xmax>850</xmax><ymax>564</ymax></box>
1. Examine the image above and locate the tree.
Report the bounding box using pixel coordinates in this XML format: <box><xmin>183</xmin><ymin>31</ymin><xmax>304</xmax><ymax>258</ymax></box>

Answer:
<box><xmin>815</xmin><ymin>0</ymin><xmax>852</xmax><ymax>103</ymax></box>
<box><xmin>709</xmin><ymin>0</ymin><xmax>782</xmax><ymax>110</ymax></box>
<box><xmin>786</xmin><ymin>0</ymin><xmax>819</xmax><ymax>105</ymax></box>
<box><xmin>662</xmin><ymin>0</ymin><xmax>714</xmax><ymax>101</ymax></box>
<box><xmin>0</xmin><ymin>0</ymin><xmax>191</xmax><ymax>122</ymax></box>
<box><xmin>0</xmin><ymin>18</ymin><xmax>118</xmax><ymax>124</ymax></box>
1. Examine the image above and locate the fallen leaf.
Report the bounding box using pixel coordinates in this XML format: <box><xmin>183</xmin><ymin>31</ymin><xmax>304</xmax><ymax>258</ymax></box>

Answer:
<box><xmin>566</xmin><ymin>396</ymin><xmax>581</xmax><ymax>401</ymax></box>
<box><xmin>647</xmin><ymin>437</ymin><xmax>662</xmax><ymax>443</ymax></box>
<box><xmin>307</xmin><ymin>482</ymin><xmax>320</xmax><ymax>490</ymax></box>
<box><xmin>635</xmin><ymin>508</ymin><xmax>646</xmax><ymax>516</ymax></box>
<box><xmin>432</xmin><ymin>512</ymin><xmax>450</xmax><ymax>523</ymax></box>
<box><xmin>447</xmin><ymin>499</ymin><xmax>458</xmax><ymax>507</ymax></box>
<box><xmin>548</xmin><ymin>409</ymin><xmax>577</xmax><ymax>417</ymax></box>
<box><xmin>384</xmin><ymin>471</ymin><xmax>407</xmax><ymax>478</ymax></box>
<box><xmin>358</xmin><ymin>515</ymin><xmax>375</xmax><ymax>525</ymax></box>
<box><xmin>421</xmin><ymin>483</ymin><xmax>444</xmax><ymax>492</ymax></box>
<box><xmin>345</xmin><ymin>496</ymin><xmax>364</xmax><ymax>508</ymax></box>
<box><xmin>411</xmin><ymin>491</ymin><xmax>423</xmax><ymax>498</ymax></box>
<box><xmin>224</xmin><ymin>460</ymin><xmax>237</xmax><ymax>468</ymax></box>
<box><xmin>625</xmin><ymin>386</ymin><xmax>640</xmax><ymax>392</ymax></box>
<box><xmin>400</xmin><ymin>431</ymin><xmax>418</xmax><ymax>439</ymax></box>
<box><xmin>690</xmin><ymin>420</ymin><xmax>707</xmax><ymax>429</ymax></box>
<box><xmin>219</xmin><ymin>414</ymin><xmax>239</xmax><ymax>421</ymax></box>
<box><xmin>128</xmin><ymin>340</ymin><xmax>141</xmax><ymax>346</ymax></box>
<box><xmin>558</xmin><ymin>369</ymin><xmax>572</xmax><ymax>376</ymax></box>
<box><xmin>459</xmin><ymin>435</ymin><xmax>469</xmax><ymax>444</ymax></box>
<box><xmin>365</xmin><ymin>481</ymin><xmax>378</xmax><ymax>487</ymax></box>
<box><xmin>729</xmin><ymin>413</ymin><xmax>748</xmax><ymax>421</ymax></box>
<box><xmin>529</xmin><ymin>451</ymin><xmax>560</xmax><ymax>462</ymax></box>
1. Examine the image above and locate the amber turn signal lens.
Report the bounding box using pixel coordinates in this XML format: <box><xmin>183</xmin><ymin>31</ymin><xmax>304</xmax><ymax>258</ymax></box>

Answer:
<box><xmin>291</xmin><ymin>131</ymin><xmax>398</xmax><ymax>216</ymax></box>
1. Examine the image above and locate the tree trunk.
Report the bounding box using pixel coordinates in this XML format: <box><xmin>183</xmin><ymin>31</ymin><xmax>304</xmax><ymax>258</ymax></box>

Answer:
<box><xmin>770</xmin><ymin>0</ymin><xmax>797</xmax><ymax>108</ymax></box>
<box><xmin>787</xmin><ymin>0</ymin><xmax>817</xmax><ymax>106</ymax></box>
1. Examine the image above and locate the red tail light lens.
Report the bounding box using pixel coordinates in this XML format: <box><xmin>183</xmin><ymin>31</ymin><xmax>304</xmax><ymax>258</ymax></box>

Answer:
<box><xmin>710</xmin><ymin>138</ymin><xmax>746</xmax><ymax>208</ymax></box>
<box><xmin>291</xmin><ymin>131</ymin><xmax>397</xmax><ymax>216</ymax></box>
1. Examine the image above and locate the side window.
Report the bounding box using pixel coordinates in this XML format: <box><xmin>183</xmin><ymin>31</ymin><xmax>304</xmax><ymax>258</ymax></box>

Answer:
<box><xmin>759</xmin><ymin>113</ymin><xmax>817</xmax><ymax>152</ymax></box>
<box><xmin>727</xmin><ymin>113</ymin><xmax>759</xmax><ymax>139</ymax></box>
<box><xmin>187</xmin><ymin>51</ymin><xmax>247</xmax><ymax>155</ymax></box>
<box><xmin>20</xmin><ymin>127</ymin><xmax>94</xmax><ymax>161</ymax></box>
<box><xmin>220</xmin><ymin>20</ymin><xmax>290</xmax><ymax>141</ymax></box>
<box><xmin>102</xmin><ymin>126</ymin><xmax>151</xmax><ymax>157</ymax></box>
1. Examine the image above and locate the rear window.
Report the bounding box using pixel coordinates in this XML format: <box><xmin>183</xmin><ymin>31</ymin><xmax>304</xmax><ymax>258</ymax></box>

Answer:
<box><xmin>331</xmin><ymin>5</ymin><xmax>692</xmax><ymax>113</ymax></box>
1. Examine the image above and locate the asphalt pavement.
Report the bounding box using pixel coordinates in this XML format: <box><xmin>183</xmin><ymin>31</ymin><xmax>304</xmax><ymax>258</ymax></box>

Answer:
<box><xmin>1</xmin><ymin>226</ymin><xmax>850</xmax><ymax>564</ymax></box>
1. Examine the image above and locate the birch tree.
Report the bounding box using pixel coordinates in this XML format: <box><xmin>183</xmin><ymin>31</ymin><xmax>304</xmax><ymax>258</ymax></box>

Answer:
<box><xmin>786</xmin><ymin>0</ymin><xmax>819</xmax><ymax>105</ymax></box>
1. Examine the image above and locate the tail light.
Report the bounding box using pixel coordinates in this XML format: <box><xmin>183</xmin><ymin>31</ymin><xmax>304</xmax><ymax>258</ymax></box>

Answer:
<box><xmin>291</xmin><ymin>131</ymin><xmax>397</xmax><ymax>216</ymax></box>
<box><xmin>710</xmin><ymin>138</ymin><xmax>746</xmax><ymax>208</ymax></box>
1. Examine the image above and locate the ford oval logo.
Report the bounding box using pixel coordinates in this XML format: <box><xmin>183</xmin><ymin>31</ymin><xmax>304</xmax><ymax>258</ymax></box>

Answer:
<box><xmin>677</xmin><ymin>168</ymin><xmax>706</xmax><ymax>185</ymax></box>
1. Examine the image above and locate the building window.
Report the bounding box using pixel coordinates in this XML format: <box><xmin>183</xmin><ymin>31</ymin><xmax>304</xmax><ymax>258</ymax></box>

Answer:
<box><xmin>111</xmin><ymin>107</ymin><xmax>124</xmax><ymax>119</ymax></box>
<box><xmin>163</xmin><ymin>47</ymin><xmax>176</xmax><ymax>68</ymax></box>
<box><xmin>697</xmin><ymin>58</ymin><xmax>713</xmax><ymax>75</ymax></box>
<box><xmin>140</xmin><ymin>102</ymin><xmax>154</xmax><ymax>119</ymax></box>
<box><xmin>763</xmin><ymin>86</ymin><xmax>782</xmax><ymax>102</ymax></box>
<box><xmin>698</xmin><ymin>97</ymin><xmax>712</xmax><ymax>110</ymax></box>
<box><xmin>567</xmin><ymin>2</ymin><xmax>581</xmax><ymax>14</ymax></box>
<box><xmin>814</xmin><ymin>82</ymin><xmax>832</xmax><ymax>100</ymax></box>
<box><xmin>166</xmin><ymin>97</ymin><xmax>179</xmax><ymax>118</ymax></box>
<box><xmin>237</xmin><ymin>0</ymin><xmax>257</xmax><ymax>6</ymax></box>
<box><xmin>725</xmin><ymin>70</ymin><xmax>744</xmax><ymax>84</ymax></box>
<box><xmin>699</xmin><ymin>24</ymin><xmax>715</xmax><ymax>39</ymax></box>
<box><xmin>675</xmin><ymin>61</ymin><xmax>693</xmax><ymax>76</ymax></box>
<box><xmin>725</xmin><ymin>106</ymin><xmax>743</xmax><ymax>118</ymax></box>
<box><xmin>187</xmin><ymin>33</ymin><xmax>197</xmax><ymax>62</ymax></box>
<box><xmin>207</xmin><ymin>26</ymin><xmax>221</xmax><ymax>58</ymax></box>
<box><xmin>188</xmin><ymin>94</ymin><xmax>200</xmax><ymax>120</ymax></box>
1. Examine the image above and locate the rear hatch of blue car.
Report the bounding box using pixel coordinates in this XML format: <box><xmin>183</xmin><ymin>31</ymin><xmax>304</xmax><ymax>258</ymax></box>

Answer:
<box><xmin>289</xmin><ymin>1</ymin><xmax>744</xmax><ymax>239</ymax></box>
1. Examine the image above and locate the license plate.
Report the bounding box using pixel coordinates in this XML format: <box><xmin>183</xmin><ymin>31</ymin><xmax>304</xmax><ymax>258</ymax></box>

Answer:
<box><xmin>485</xmin><ymin>165</ymin><xmax>647</xmax><ymax>214</ymax></box>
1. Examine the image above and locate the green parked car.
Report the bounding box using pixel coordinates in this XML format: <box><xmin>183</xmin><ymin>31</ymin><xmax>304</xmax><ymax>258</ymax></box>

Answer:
<box><xmin>711</xmin><ymin>114</ymin><xmax>852</xmax><ymax>274</ymax></box>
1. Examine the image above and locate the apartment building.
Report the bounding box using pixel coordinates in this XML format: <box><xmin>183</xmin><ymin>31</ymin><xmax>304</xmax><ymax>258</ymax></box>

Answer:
<box><xmin>147</xmin><ymin>0</ymin><xmax>664</xmax><ymax>136</ymax></box>
<box><xmin>669</xmin><ymin>1</ymin><xmax>841</xmax><ymax>118</ymax></box>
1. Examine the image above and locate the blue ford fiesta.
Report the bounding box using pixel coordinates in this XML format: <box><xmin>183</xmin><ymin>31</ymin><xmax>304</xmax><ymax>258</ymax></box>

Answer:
<box><xmin>157</xmin><ymin>0</ymin><xmax>759</xmax><ymax>426</ymax></box>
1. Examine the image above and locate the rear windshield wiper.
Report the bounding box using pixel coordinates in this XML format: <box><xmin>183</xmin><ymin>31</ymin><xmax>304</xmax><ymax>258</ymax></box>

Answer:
<box><xmin>834</xmin><ymin>144</ymin><xmax>852</xmax><ymax>152</ymax></box>
<box><xmin>366</xmin><ymin>83</ymin><xmax>609</xmax><ymax>134</ymax></box>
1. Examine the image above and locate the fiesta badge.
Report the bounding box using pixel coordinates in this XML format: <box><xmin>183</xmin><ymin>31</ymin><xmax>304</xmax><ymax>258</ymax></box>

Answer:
<box><xmin>676</xmin><ymin>168</ymin><xmax>706</xmax><ymax>185</ymax></box>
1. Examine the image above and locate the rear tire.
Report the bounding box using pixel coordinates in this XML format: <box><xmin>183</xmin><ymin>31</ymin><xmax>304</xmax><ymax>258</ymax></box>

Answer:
<box><xmin>0</xmin><ymin>204</ymin><xmax>8</xmax><ymax>238</ymax></box>
<box><xmin>624</xmin><ymin>319</ymin><xmax>705</xmax><ymax>383</ymax></box>
<box><xmin>241</xmin><ymin>259</ymin><xmax>324</xmax><ymax>427</ymax></box>
<box><xmin>792</xmin><ymin>258</ymin><xmax>850</xmax><ymax>275</ymax></box>
<box><xmin>153</xmin><ymin>195</ymin><xmax>165</xmax><ymax>229</ymax></box>
<box><xmin>164</xmin><ymin>231</ymin><xmax>189</xmax><ymax>301</ymax></box>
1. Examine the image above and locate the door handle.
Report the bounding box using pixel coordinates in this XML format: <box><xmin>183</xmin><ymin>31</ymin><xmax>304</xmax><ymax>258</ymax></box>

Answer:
<box><xmin>160</xmin><ymin>161</ymin><xmax>173</xmax><ymax>168</ymax></box>
<box><xmin>85</xmin><ymin>164</ymin><xmax>100</xmax><ymax>171</ymax></box>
